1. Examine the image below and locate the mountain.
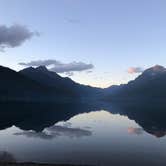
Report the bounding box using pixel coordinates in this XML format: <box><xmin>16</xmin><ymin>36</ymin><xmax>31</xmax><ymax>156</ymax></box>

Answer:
<box><xmin>20</xmin><ymin>66</ymin><xmax>73</xmax><ymax>88</ymax></box>
<box><xmin>106</xmin><ymin>65</ymin><xmax>166</xmax><ymax>101</ymax></box>
<box><xmin>19</xmin><ymin>66</ymin><xmax>102</xmax><ymax>99</ymax></box>
<box><xmin>0</xmin><ymin>65</ymin><xmax>47</xmax><ymax>101</ymax></box>
<box><xmin>19</xmin><ymin>66</ymin><xmax>79</xmax><ymax>97</ymax></box>
<box><xmin>0</xmin><ymin>65</ymin><xmax>102</xmax><ymax>102</ymax></box>
<box><xmin>0</xmin><ymin>65</ymin><xmax>83</xmax><ymax>102</ymax></box>
<box><xmin>3</xmin><ymin>64</ymin><xmax>166</xmax><ymax>103</ymax></box>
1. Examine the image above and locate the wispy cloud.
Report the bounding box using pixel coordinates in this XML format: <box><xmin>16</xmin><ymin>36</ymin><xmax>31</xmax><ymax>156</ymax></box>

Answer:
<box><xmin>127</xmin><ymin>67</ymin><xmax>144</xmax><ymax>74</ymax></box>
<box><xmin>65</xmin><ymin>71</ymin><xmax>74</xmax><ymax>76</ymax></box>
<box><xmin>19</xmin><ymin>59</ymin><xmax>94</xmax><ymax>75</ymax></box>
<box><xmin>65</xmin><ymin>18</ymin><xmax>80</xmax><ymax>24</ymax></box>
<box><xmin>0</xmin><ymin>24</ymin><xmax>38</xmax><ymax>51</ymax></box>
<box><xmin>86</xmin><ymin>70</ymin><xmax>93</xmax><ymax>74</ymax></box>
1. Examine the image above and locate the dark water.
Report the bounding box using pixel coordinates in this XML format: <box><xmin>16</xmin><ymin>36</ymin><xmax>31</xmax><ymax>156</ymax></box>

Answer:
<box><xmin>0</xmin><ymin>102</ymin><xmax>166</xmax><ymax>166</ymax></box>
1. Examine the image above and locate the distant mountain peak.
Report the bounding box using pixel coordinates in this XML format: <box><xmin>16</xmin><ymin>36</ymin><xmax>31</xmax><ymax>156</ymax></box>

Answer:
<box><xmin>36</xmin><ymin>66</ymin><xmax>48</xmax><ymax>72</ymax></box>
<box><xmin>26</xmin><ymin>66</ymin><xmax>35</xmax><ymax>70</ymax></box>
<box><xmin>142</xmin><ymin>65</ymin><xmax>166</xmax><ymax>76</ymax></box>
<box><xmin>19</xmin><ymin>66</ymin><xmax>35</xmax><ymax>73</ymax></box>
<box><xmin>150</xmin><ymin>65</ymin><xmax>166</xmax><ymax>71</ymax></box>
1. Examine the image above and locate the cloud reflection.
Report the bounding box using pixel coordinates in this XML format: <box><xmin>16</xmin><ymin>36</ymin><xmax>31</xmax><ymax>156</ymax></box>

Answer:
<box><xmin>128</xmin><ymin>127</ymin><xmax>144</xmax><ymax>135</ymax></box>
<box><xmin>14</xmin><ymin>125</ymin><xmax>92</xmax><ymax>140</ymax></box>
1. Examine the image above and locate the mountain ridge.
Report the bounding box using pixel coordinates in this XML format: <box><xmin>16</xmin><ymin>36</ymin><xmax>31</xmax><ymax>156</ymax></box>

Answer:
<box><xmin>1</xmin><ymin>64</ymin><xmax>166</xmax><ymax>102</ymax></box>
<box><xmin>0</xmin><ymin>65</ymin><xmax>102</xmax><ymax>102</ymax></box>
<box><xmin>106</xmin><ymin>65</ymin><xmax>166</xmax><ymax>101</ymax></box>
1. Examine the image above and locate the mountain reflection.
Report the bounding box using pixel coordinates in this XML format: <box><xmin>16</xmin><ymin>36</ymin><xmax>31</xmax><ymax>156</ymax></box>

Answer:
<box><xmin>112</xmin><ymin>102</ymin><xmax>166</xmax><ymax>138</ymax></box>
<box><xmin>0</xmin><ymin>151</ymin><xmax>16</xmax><ymax>163</ymax></box>
<box><xmin>0</xmin><ymin>101</ymin><xmax>166</xmax><ymax>138</ymax></box>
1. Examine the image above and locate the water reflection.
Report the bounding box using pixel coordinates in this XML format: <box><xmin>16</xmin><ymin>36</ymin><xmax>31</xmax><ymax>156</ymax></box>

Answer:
<box><xmin>112</xmin><ymin>102</ymin><xmax>166</xmax><ymax>137</ymax></box>
<box><xmin>0</xmin><ymin>101</ymin><xmax>166</xmax><ymax>137</ymax></box>
<box><xmin>14</xmin><ymin>125</ymin><xmax>92</xmax><ymax>139</ymax></box>
<box><xmin>0</xmin><ymin>102</ymin><xmax>166</xmax><ymax>165</ymax></box>
<box><xmin>128</xmin><ymin>127</ymin><xmax>144</xmax><ymax>135</ymax></box>
<box><xmin>0</xmin><ymin>151</ymin><xmax>16</xmax><ymax>163</ymax></box>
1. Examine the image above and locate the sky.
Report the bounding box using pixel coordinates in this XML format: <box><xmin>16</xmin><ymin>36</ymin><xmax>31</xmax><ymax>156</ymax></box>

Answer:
<box><xmin>0</xmin><ymin>0</ymin><xmax>165</xmax><ymax>87</ymax></box>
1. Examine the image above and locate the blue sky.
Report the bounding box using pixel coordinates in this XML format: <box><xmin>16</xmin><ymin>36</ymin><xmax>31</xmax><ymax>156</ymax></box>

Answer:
<box><xmin>0</xmin><ymin>0</ymin><xmax>165</xmax><ymax>87</ymax></box>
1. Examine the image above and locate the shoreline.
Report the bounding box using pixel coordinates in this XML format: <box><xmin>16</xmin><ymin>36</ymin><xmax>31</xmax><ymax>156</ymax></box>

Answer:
<box><xmin>0</xmin><ymin>162</ymin><xmax>91</xmax><ymax>166</ymax></box>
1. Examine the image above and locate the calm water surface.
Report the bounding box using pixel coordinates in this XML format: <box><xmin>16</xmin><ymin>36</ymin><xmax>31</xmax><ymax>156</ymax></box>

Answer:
<box><xmin>0</xmin><ymin>102</ymin><xmax>166</xmax><ymax>166</ymax></box>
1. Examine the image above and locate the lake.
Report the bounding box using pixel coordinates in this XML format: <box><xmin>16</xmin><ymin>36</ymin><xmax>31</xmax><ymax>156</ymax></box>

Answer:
<box><xmin>0</xmin><ymin>102</ymin><xmax>166</xmax><ymax>166</ymax></box>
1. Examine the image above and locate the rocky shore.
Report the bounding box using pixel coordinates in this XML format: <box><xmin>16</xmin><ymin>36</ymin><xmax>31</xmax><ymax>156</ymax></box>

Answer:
<box><xmin>0</xmin><ymin>163</ymin><xmax>91</xmax><ymax>166</ymax></box>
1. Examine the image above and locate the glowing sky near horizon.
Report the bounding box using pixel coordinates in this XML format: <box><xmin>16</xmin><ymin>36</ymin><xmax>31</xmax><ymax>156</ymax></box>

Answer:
<box><xmin>0</xmin><ymin>0</ymin><xmax>165</xmax><ymax>87</ymax></box>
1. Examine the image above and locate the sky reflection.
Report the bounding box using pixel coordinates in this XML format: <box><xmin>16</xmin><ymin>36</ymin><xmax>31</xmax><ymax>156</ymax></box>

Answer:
<box><xmin>0</xmin><ymin>110</ymin><xmax>165</xmax><ymax>165</ymax></box>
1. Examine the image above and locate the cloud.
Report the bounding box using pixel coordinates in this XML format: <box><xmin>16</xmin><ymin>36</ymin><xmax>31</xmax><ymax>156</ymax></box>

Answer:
<box><xmin>50</xmin><ymin>61</ymin><xmax>94</xmax><ymax>73</ymax></box>
<box><xmin>19</xmin><ymin>59</ymin><xmax>94</xmax><ymax>74</ymax></box>
<box><xmin>14</xmin><ymin>125</ymin><xmax>92</xmax><ymax>140</ymax></box>
<box><xmin>65</xmin><ymin>18</ymin><xmax>80</xmax><ymax>24</ymax></box>
<box><xmin>0</xmin><ymin>24</ymin><xmax>38</xmax><ymax>51</ymax></box>
<box><xmin>86</xmin><ymin>70</ymin><xmax>93</xmax><ymax>74</ymax></box>
<box><xmin>127</xmin><ymin>67</ymin><xmax>144</xmax><ymax>74</ymax></box>
<box><xmin>65</xmin><ymin>71</ymin><xmax>74</xmax><ymax>76</ymax></box>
